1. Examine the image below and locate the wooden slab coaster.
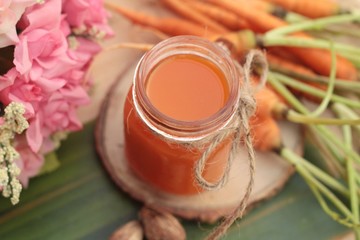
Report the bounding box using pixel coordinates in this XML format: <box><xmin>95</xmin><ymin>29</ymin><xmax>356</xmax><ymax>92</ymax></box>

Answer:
<box><xmin>95</xmin><ymin>61</ymin><xmax>303</xmax><ymax>223</ymax></box>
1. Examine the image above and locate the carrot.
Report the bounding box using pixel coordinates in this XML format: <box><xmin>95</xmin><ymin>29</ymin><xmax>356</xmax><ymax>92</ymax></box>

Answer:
<box><xmin>287</xmin><ymin>32</ymin><xmax>357</xmax><ymax>81</ymax></box>
<box><xmin>105</xmin><ymin>2</ymin><xmax>218</xmax><ymax>37</ymax></box>
<box><xmin>267</xmin><ymin>53</ymin><xmax>326</xmax><ymax>102</ymax></box>
<box><xmin>184</xmin><ymin>0</ymin><xmax>249</xmax><ymax>30</ymax></box>
<box><xmin>267</xmin><ymin>47</ymin><xmax>303</xmax><ymax>65</ymax></box>
<box><xmin>207</xmin><ymin>0</ymin><xmax>287</xmax><ymax>32</ymax></box>
<box><xmin>267</xmin><ymin>53</ymin><xmax>315</xmax><ymax>76</ymax></box>
<box><xmin>210</xmin><ymin>30</ymin><xmax>257</xmax><ymax>57</ymax></box>
<box><xmin>250</xmin><ymin>116</ymin><xmax>282</xmax><ymax>151</ymax></box>
<box><xmin>160</xmin><ymin>0</ymin><xmax>228</xmax><ymax>33</ymax></box>
<box><xmin>186</xmin><ymin>0</ymin><xmax>278</xmax><ymax>28</ymax></box>
<box><xmin>107</xmin><ymin>2</ymin><xmax>256</xmax><ymax>55</ymax></box>
<box><xmin>242</xmin><ymin>76</ymin><xmax>286</xmax><ymax>152</ymax></box>
<box><xmin>262</xmin><ymin>0</ymin><xmax>341</xmax><ymax>18</ymax></box>
<box><xmin>241</xmin><ymin>0</ymin><xmax>293</xmax><ymax>20</ymax></box>
<box><xmin>207</xmin><ymin>0</ymin><xmax>358</xmax><ymax>81</ymax></box>
<box><xmin>107</xmin><ymin>2</ymin><xmax>258</xmax><ymax>57</ymax></box>
<box><xmin>253</xmin><ymin>82</ymin><xmax>288</xmax><ymax>119</ymax></box>
<box><xmin>235</xmin><ymin>0</ymin><xmax>280</xmax><ymax>14</ymax></box>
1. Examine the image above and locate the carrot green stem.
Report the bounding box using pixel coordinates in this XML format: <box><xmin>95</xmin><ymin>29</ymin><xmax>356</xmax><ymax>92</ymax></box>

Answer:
<box><xmin>267</xmin><ymin>72</ymin><xmax>308</xmax><ymax>113</ymax></box>
<box><xmin>305</xmin><ymin>129</ymin><xmax>345</xmax><ymax>178</ymax></box>
<box><xmin>283</xmin><ymin>12</ymin><xmax>360</xmax><ymax>38</ymax></box>
<box><xmin>309</xmin><ymin>127</ymin><xmax>345</xmax><ymax>165</ymax></box>
<box><xmin>315</xmin><ymin>126</ymin><xmax>360</xmax><ymax>165</ymax></box>
<box><xmin>355</xmin><ymin>175</ymin><xmax>360</xmax><ymax>196</ymax></box>
<box><xmin>343</xmin><ymin>123</ymin><xmax>360</xmax><ymax>237</ymax></box>
<box><xmin>269</xmin><ymin>65</ymin><xmax>360</xmax><ymax>93</ymax></box>
<box><xmin>269</xmin><ymin>72</ymin><xmax>360</xmax><ymax>228</ymax></box>
<box><xmin>344</xmin><ymin>126</ymin><xmax>359</xmax><ymax>218</ymax></box>
<box><xmin>304</xmin><ymin>177</ymin><xmax>355</xmax><ymax>228</ymax></box>
<box><xmin>283</xmin><ymin>12</ymin><xmax>308</xmax><ymax>24</ymax></box>
<box><xmin>308</xmin><ymin>42</ymin><xmax>336</xmax><ymax>117</ymax></box>
<box><xmin>268</xmin><ymin>74</ymin><xmax>360</xmax><ymax>165</ymax></box>
<box><xmin>266</xmin><ymin>13</ymin><xmax>360</xmax><ymax>37</ymax></box>
<box><xmin>262</xmin><ymin>36</ymin><xmax>360</xmax><ymax>57</ymax></box>
<box><xmin>331</xmin><ymin>103</ymin><xmax>360</xmax><ymax>135</ymax></box>
<box><xmin>281</xmin><ymin>148</ymin><xmax>355</xmax><ymax>224</ymax></box>
<box><xmin>287</xmin><ymin>111</ymin><xmax>360</xmax><ymax>125</ymax></box>
<box><xmin>292</xmin><ymin>151</ymin><xmax>349</xmax><ymax>197</ymax></box>
<box><xmin>270</xmin><ymin>72</ymin><xmax>360</xmax><ymax>108</ymax></box>
<box><xmin>324</xmin><ymin>27</ymin><xmax>360</xmax><ymax>39</ymax></box>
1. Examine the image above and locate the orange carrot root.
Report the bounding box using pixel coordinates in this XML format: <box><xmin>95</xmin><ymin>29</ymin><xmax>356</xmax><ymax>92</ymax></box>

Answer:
<box><xmin>286</xmin><ymin>33</ymin><xmax>358</xmax><ymax>81</ymax></box>
<box><xmin>267</xmin><ymin>53</ymin><xmax>314</xmax><ymax>76</ymax></box>
<box><xmin>250</xmin><ymin>116</ymin><xmax>282</xmax><ymax>151</ymax></box>
<box><xmin>160</xmin><ymin>0</ymin><xmax>228</xmax><ymax>33</ymax></box>
<box><xmin>267</xmin><ymin>53</ymin><xmax>326</xmax><ymax>102</ymax></box>
<box><xmin>210</xmin><ymin>30</ymin><xmax>257</xmax><ymax>57</ymax></box>
<box><xmin>108</xmin><ymin>2</ymin><xmax>256</xmax><ymax>55</ymax></box>
<box><xmin>251</xmin><ymin>75</ymin><xmax>288</xmax><ymax>118</ymax></box>
<box><xmin>267</xmin><ymin>47</ymin><xmax>303</xmax><ymax>65</ymax></box>
<box><xmin>106</xmin><ymin>2</ymin><xmax>218</xmax><ymax>37</ymax></box>
<box><xmin>235</xmin><ymin>0</ymin><xmax>279</xmax><ymax>14</ymax></box>
<box><xmin>254</xmin><ymin>85</ymin><xmax>287</xmax><ymax>118</ymax></box>
<box><xmin>207</xmin><ymin>0</ymin><xmax>287</xmax><ymax>32</ymax></box>
<box><xmin>184</xmin><ymin>0</ymin><xmax>249</xmax><ymax>30</ymax></box>
<box><xmin>262</xmin><ymin>0</ymin><xmax>341</xmax><ymax>18</ymax></box>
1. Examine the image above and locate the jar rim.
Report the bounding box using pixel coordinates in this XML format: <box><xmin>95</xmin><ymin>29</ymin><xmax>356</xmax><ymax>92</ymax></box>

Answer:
<box><xmin>133</xmin><ymin>35</ymin><xmax>241</xmax><ymax>140</ymax></box>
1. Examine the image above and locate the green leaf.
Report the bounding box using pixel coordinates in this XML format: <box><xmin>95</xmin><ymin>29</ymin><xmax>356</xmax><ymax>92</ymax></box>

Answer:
<box><xmin>38</xmin><ymin>152</ymin><xmax>61</xmax><ymax>176</ymax></box>
<box><xmin>0</xmin><ymin>122</ymin><xmax>350</xmax><ymax>239</ymax></box>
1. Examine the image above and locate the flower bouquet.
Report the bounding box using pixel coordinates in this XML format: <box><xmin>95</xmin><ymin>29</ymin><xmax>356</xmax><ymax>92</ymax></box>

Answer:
<box><xmin>0</xmin><ymin>0</ymin><xmax>112</xmax><ymax>204</ymax></box>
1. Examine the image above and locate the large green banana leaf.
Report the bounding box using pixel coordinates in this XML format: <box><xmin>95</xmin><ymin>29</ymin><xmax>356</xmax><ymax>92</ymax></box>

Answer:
<box><xmin>0</xmin><ymin>122</ymin><xmax>349</xmax><ymax>240</ymax></box>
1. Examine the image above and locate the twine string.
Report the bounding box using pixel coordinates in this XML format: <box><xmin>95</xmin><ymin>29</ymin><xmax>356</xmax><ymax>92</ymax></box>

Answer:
<box><xmin>194</xmin><ymin>49</ymin><xmax>268</xmax><ymax>240</ymax></box>
<box><xmin>194</xmin><ymin>49</ymin><xmax>268</xmax><ymax>192</ymax></box>
<box><xmin>194</xmin><ymin>127</ymin><xmax>234</xmax><ymax>190</ymax></box>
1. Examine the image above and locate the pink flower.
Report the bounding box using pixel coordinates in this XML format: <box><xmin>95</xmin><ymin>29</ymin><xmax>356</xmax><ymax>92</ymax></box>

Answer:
<box><xmin>15</xmin><ymin>0</ymin><xmax>73</xmax><ymax>78</ymax></box>
<box><xmin>1</xmin><ymin>0</ymin><xmax>93</xmax><ymax>153</ymax></box>
<box><xmin>15</xmin><ymin>135</ymin><xmax>44</xmax><ymax>187</ymax></box>
<box><xmin>62</xmin><ymin>0</ymin><xmax>113</xmax><ymax>38</ymax></box>
<box><xmin>0</xmin><ymin>0</ymin><xmax>36</xmax><ymax>48</ymax></box>
<box><xmin>66</xmin><ymin>36</ymin><xmax>101</xmax><ymax>87</ymax></box>
<box><xmin>0</xmin><ymin>68</ymin><xmax>36</xmax><ymax>118</ymax></box>
<box><xmin>0</xmin><ymin>68</ymin><xmax>17</xmax><ymax>91</ymax></box>
<box><xmin>0</xmin><ymin>0</ymin><xmax>112</xmax><ymax>188</ymax></box>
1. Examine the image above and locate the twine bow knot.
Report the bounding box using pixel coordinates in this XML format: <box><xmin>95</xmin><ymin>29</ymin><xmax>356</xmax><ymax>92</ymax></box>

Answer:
<box><xmin>194</xmin><ymin>49</ymin><xmax>268</xmax><ymax>191</ymax></box>
<box><xmin>195</xmin><ymin>49</ymin><xmax>268</xmax><ymax>240</ymax></box>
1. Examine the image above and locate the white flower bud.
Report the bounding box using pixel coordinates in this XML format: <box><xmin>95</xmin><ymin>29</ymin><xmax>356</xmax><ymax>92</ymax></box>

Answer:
<box><xmin>0</xmin><ymin>168</ymin><xmax>9</xmax><ymax>186</ymax></box>
<box><xmin>0</xmin><ymin>102</ymin><xmax>28</xmax><ymax>205</ymax></box>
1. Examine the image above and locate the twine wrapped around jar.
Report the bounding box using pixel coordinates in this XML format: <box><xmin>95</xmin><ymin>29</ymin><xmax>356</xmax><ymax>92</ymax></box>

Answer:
<box><xmin>202</xmin><ymin>49</ymin><xmax>268</xmax><ymax>240</ymax></box>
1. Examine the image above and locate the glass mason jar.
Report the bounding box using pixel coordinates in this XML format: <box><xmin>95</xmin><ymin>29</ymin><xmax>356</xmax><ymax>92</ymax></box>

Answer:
<box><xmin>123</xmin><ymin>36</ymin><xmax>241</xmax><ymax>195</ymax></box>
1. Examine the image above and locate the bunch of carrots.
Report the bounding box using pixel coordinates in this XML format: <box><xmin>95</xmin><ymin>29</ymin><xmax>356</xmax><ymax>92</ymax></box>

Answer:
<box><xmin>106</xmin><ymin>0</ymin><xmax>360</xmax><ymax>238</ymax></box>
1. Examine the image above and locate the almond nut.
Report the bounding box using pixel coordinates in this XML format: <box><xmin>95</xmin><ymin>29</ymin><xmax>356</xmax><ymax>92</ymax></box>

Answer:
<box><xmin>109</xmin><ymin>220</ymin><xmax>144</xmax><ymax>240</ymax></box>
<box><xmin>140</xmin><ymin>207</ymin><xmax>186</xmax><ymax>240</ymax></box>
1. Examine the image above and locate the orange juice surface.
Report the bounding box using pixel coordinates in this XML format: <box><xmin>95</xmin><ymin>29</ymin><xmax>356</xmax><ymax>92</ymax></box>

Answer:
<box><xmin>146</xmin><ymin>54</ymin><xmax>229</xmax><ymax>121</ymax></box>
<box><xmin>124</xmin><ymin>54</ymin><xmax>232</xmax><ymax>195</ymax></box>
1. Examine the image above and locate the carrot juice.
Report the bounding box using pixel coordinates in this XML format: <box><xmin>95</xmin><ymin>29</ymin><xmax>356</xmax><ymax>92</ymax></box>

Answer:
<box><xmin>146</xmin><ymin>54</ymin><xmax>229</xmax><ymax>122</ymax></box>
<box><xmin>123</xmin><ymin>36</ymin><xmax>240</xmax><ymax>195</ymax></box>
